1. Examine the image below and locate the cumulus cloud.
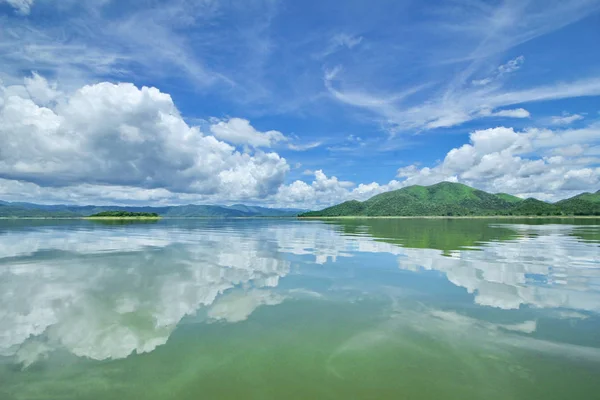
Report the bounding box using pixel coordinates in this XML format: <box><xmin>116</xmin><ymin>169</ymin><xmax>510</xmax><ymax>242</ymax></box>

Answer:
<box><xmin>393</xmin><ymin>126</ymin><xmax>600</xmax><ymax>201</ymax></box>
<box><xmin>0</xmin><ymin>74</ymin><xmax>289</xmax><ymax>201</ymax></box>
<box><xmin>1</xmin><ymin>0</ymin><xmax>33</xmax><ymax>15</ymax></box>
<box><xmin>210</xmin><ymin>118</ymin><xmax>287</xmax><ymax>148</ymax></box>
<box><xmin>23</xmin><ymin>72</ymin><xmax>61</xmax><ymax>105</ymax></box>
<box><xmin>272</xmin><ymin>123</ymin><xmax>600</xmax><ymax>208</ymax></box>
<box><xmin>274</xmin><ymin>170</ymin><xmax>355</xmax><ymax>207</ymax></box>
<box><xmin>273</xmin><ymin>169</ymin><xmax>405</xmax><ymax>208</ymax></box>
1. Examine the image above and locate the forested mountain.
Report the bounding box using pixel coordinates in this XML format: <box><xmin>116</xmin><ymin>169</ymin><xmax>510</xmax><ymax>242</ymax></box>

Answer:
<box><xmin>301</xmin><ymin>182</ymin><xmax>600</xmax><ymax>217</ymax></box>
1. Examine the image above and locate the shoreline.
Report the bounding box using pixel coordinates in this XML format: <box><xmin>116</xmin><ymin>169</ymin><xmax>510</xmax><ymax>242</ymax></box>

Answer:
<box><xmin>298</xmin><ymin>215</ymin><xmax>600</xmax><ymax>219</ymax></box>
<box><xmin>84</xmin><ymin>217</ymin><xmax>162</xmax><ymax>221</ymax></box>
<box><xmin>0</xmin><ymin>215</ymin><xmax>598</xmax><ymax>220</ymax></box>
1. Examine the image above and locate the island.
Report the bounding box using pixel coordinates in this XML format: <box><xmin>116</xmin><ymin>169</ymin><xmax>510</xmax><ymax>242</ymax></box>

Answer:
<box><xmin>85</xmin><ymin>211</ymin><xmax>161</xmax><ymax>220</ymax></box>
<box><xmin>300</xmin><ymin>182</ymin><xmax>600</xmax><ymax>218</ymax></box>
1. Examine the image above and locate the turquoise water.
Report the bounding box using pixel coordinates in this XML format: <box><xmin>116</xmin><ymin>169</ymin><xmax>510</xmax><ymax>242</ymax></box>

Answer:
<box><xmin>0</xmin><ymin>218</ymin><xmax>599</xmax><ymax>399</ymax></box>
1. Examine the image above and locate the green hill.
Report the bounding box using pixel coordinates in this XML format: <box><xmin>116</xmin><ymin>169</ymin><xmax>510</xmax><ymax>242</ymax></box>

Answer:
<box><xmin>555</xmin><ymin>190</ymin><xmax>600</xmax><ymax>216</ymax></box>
<box><xmin>303</xmin><ymin>182</ymin><xmax>515</xmax><ymax>217</ymax></box>
<box><xmin>495</xmin><ymin>193</ymin><xmax>523</xmax><ymax>204</ymax></box>
<box><xmin>507</xmin><ymin>198</ymin><xmax>561</xmax><ymax>216</ymax></box>
<box><xmin>301</xmin><ymin>182</ymin><xmax>600</xmax><ymax>217</ymax></box>
<box><xmin>0</xmin><ymin>203</ymin><xmax>79</xmax><ymax>218</ymax></box>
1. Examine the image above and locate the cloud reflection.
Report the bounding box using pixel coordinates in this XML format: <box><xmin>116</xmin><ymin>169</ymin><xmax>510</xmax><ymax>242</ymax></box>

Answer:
<box><xmin>0</xmin><ymin>220</ymin><xmax>598</xmax><ymax>367</ymax></box>
<box><xmin>0</xmin><ymin>225</ymin><xmax>290</xmax><ymax>365</ymax></box>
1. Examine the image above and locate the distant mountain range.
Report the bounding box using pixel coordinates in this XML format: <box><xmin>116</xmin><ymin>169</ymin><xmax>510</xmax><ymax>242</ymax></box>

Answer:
<box><xmin>0</xmin><ymin>201</ymin><xmax>306</xmax><ymax>218</ymax></box>
<box><xmin>3</xmin><ymin>182</ymin><xmax>599</xmax><ymax>218</ymax></box>
<box><xmin>301</xmin><ymin>182</ymin><xmax>600</xmax><ymax>217</ymax></box>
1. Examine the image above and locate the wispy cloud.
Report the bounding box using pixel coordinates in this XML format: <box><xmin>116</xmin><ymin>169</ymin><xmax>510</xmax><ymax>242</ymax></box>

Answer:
<box><xmin>327</xmin><ymin>70</ymin><xmax>600</xmax><ymax>132</ymax></box>
<box><xmin>1</xmin><ymin>0</ymin><xmax>33</xmax><ymax>15</ymax></box>
<box><xmin>0</xmin><ymin>0</ymin><xmax>257</xmax><ymax>89</ymax></box>
<box><xmin>550</xmin><ymin>113</ymin><xmax>585</xmax><ymax>125</ymax></box>
<box><xmin>481</xmin><ymin>108</ymin><xmax>530</xmax><ymax>118</ymax></box>
<box><xmin>288</xmin><ymin>141</ymin><xmax>322</xmax><ymax>151</ymax></box>
<box><xmin>323</xmin><ymin>1</ymin><xmax>600</xmax><ymax>133</ymax></box>
<box><xmin>472</xmin><ymin>55</ymin><xmax>525</xmax><ymax>86</ymax></box>
<box><xmin>316</xmin><ymin>33</ymin><xmax>363</xmax><ymax>59</ymax></box>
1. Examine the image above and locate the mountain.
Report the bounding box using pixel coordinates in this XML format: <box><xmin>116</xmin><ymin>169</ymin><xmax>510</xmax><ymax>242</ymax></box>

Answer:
<box><xmin>0</xmin><ymin>203</ymin><xmax>79</xmax><ymax>218</ymax></box>
<box><xmin>508</xmin><ymin>198</ymin><xmax>560</xmax><ymax>216</ymax></box>
<box><xmin>226</xmin><ymin>204</ymin><xmax>304</xmax><ymax>217</ymax></box>
<box><xmin>301</xmin><ymin>182</ymin><xmax>600</xmax><ymax>217</ymax></box>
<box><xmin>554</xmin><ymin>190</ymin><xmax>600</xmax><ymax>215</ymax></box>
<box><xmin>303</xmin><ymin>182</ymin><xmax>515</xmax><ymax>217</ymax></box>
<box><xmin>495</xmin><ymin>193</ymin><xmax>523</xmax><ymax>204</ymax></box>
<box><xmin>0</xmin><ymin>202</ymin><xmax>305</xmax><ymax>218</ymax></box>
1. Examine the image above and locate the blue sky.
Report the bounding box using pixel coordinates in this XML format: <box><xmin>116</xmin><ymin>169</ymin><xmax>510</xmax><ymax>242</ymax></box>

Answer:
<box><xmin>0</xmin><ymin>0</ymin><xmax>599</xmax><ymax>207</ymax></box>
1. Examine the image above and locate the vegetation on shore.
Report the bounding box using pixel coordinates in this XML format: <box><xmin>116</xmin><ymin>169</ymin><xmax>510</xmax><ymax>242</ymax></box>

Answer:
<box><xmin>301</xmin><ymin>182</ymin><xmax>600</xmax><ymax>217</ymax></box>
<box><xmin>86</xmin><ymin>211</ymin><xmax>160</xmax><ymax>218</ymax></box>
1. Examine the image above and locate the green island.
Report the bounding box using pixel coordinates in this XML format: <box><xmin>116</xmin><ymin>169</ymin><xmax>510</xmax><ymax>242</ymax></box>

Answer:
<box><xmin>301</xmin><ymin>182</ymin><xmax>600</xmax><ymax>217</ymax></box>
<box><xmin>85</xmin><ymin>211</ymin><xmax>161</xmax><ymax>220</ymax></box>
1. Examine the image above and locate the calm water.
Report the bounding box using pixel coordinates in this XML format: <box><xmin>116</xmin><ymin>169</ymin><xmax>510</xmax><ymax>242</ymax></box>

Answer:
<box><xmin>0</xmin><ymin>218</ymin><xmax>599</xmax><ymax>399</ymax></box>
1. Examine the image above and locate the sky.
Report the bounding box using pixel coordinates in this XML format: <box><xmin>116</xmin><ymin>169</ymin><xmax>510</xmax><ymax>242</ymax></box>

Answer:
<box><xmin>0</xmin><ymin>0</ymin><xmax>599</xmax><ymax>207</ymax></box>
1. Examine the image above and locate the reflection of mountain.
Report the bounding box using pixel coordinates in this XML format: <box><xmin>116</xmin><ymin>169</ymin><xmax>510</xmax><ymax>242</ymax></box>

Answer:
<box><xmin>267</xmin><ymin>220</ymin><xmax>600</xmax><ymax>312</ymax></box>
<box><xmin>395</xmin><ymin>225</ymin><xmax>600</xmax><ymax>311</ymax></box>
<box><xmin>323</xmin><ymin>218</ymin><xmax>520</xmax><ymax>253</ymax></box>
<box><xmin>303</xmin><ymin>220</ymin><xmax>600</xmax><ymax>312</ymax></box>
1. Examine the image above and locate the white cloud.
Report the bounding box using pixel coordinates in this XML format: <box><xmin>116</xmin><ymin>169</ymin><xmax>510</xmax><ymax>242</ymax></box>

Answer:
<box><xmin>210</xmin><ymin>118</ymin><xmax>287</xmax><ymax>148</ymax></box>
<box><xmin>274</xmin><ymin>170</ymin><xmax>356</xmax><ymax>207</ymax></box>
<box><xmin>273</xmin><ymin>169</ymin><xmax>406</xmax><ymax>208</ymax></box>
<box><xmin>0</xmin><ymin>0</ymin><xmax>232</xmax><ymax>90</ymax></box>
<box><xmin>393</xmin><ymin>126</ymin><xmax>600</xmax><ymax>201</ymax></box>
<box><xmin>323</xmin><ymin>1</ymin><xmax>600</xmax><ymax>133</ymax></box>
<box><xmin>472</xmin><ymin>56</ymin><xmax>525</xmax><ymax>86</ymax></box>
<box><xmin>471</xmin><ymin>78</ymin><xmax>493</xmax><ymax>86</ymax></box>
<box><xmin>1</xmin><ymin>0</ymin><xmax>33</xmax><ymax>15</ymax></box>
<box><xmin>272</xmin><ymin>123</ymin><xmax>600</xmax><ymax>208</ymax></box>
<box><xmin>288</xmin><ymin>141</ymin><xmax>322</xmax><ymax>151</ymax></box>
<box><xmin>497</xmin><ymin>55</ymin><xmax>525</xmax><ymax>75</ymax></box>
<box><xmin>0</xmin><ymin>74</ymin><xmax>289</xmax><ymax>201</ymax></box>
<box><xmin>550</xmin><ymin>113</ymin><xmax>584</xmax><ymax>125</ymax></box>
<box><xmin>327</xmin><ymin>70</ymin><xmax>600</xmax><ymax>132</ymax></box>
<box><xmin>485</xmin><ymin>108</ymin><xmax>530</xmax><ymax>118</ymax></box>
<box><xmin>23</xmin><ymin>72</ymin><xmax>61</xmax><ymax>105</ymax></box>
<box><xmin>331</xmin><ymin>33</ymin><xmax>363</xmax><ymax>50</ymax></box>
<box><xmin>317</xmin><ymin>33</ymin><xmax>364</xmax><ymax>58</ymax></box>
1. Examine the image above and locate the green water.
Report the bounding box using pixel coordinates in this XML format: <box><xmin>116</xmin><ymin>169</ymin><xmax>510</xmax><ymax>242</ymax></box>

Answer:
<box><xmin>0</xmin><ymin>218</ymin><xmax>599</xmax><ymax>399</ymax></box>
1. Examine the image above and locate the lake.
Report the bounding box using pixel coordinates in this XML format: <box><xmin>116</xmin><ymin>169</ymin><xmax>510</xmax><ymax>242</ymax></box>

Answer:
<box><xmin>0</xmin><ymin>218</ymin><xmax>599</xmax><ymax>399</ymax></box>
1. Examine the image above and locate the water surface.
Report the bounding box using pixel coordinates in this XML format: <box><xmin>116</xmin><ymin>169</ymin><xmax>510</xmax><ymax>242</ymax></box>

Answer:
<box><xmin>0</xmin><ymin>218</ymin><xmax>599</xmax><ymax>399</ymax></box>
